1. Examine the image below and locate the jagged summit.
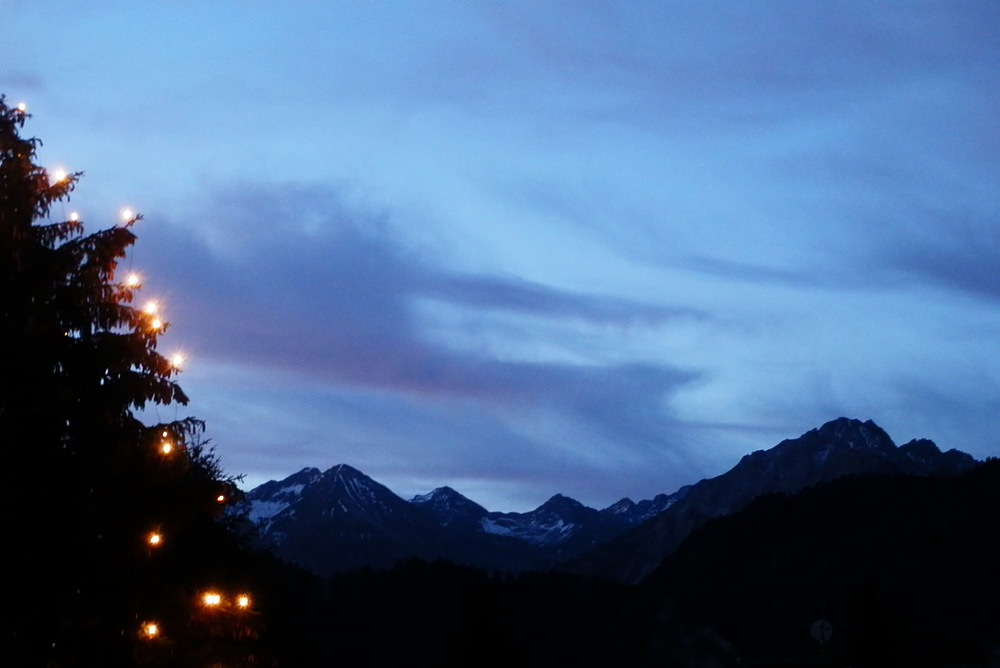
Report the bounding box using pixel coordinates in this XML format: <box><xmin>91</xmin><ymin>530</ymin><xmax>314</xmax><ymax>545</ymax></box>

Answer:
<box><xmin>410</xmin><ymin>486</ymin><xmax>489</xmax><ymax>532</ymax></box>
<box><xmin>602</xmin><ymin>498</ymin><xmax>636</xmax><ymax>515</ymax></box>
<box><xmin>537</xmin><ymin>493</ymin><xmax>586</xmax><ymax>512</ymax></box>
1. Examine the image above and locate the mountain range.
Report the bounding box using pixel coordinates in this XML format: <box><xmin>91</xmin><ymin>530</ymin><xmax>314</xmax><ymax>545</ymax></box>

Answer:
<box><xmin>238</xmin><ymin>417</ymin><xmax>978</xmax><ymax>579</ymax></box>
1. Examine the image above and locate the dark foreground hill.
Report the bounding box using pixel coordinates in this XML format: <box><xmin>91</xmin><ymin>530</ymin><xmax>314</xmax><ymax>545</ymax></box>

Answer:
<box><xmin>247</xmin><ymin>457</ymin><xmax>1000</xmax><ymax>666</ymax></box>
<box><xmin>234</xmin><ymin>439</ymin><xmax>994</xmax><ymax>666</ymax></box>
<box><xmin>648</xmin><ymin>458</ymin><xmax>1000</xmax><ymax>667</ymax></box>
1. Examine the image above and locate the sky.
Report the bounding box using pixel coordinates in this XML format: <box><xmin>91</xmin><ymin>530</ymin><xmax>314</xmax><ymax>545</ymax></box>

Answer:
<box><xmin>3</xmin><ymin>1</ymin><xmax>998</xmax><ymax>511</ymax></box>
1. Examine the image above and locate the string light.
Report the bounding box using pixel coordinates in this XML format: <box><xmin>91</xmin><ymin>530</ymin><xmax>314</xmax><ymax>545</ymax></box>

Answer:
<box><xmin>69</xmin><ymin>212</ymin><xmax>79</xmax><ymax>222</ymax></box>
<box><xmin>51</xmin><ymin>168</ymin><xmax>67</xmax><ymax>183</ymax></box>
<box><xmin>151</xmin><ymin>318</ymin><xmax>163</xmax><ymax>330</ymax></box>
<box><xmin>217</xmin><ymin>494</ymin><xmax>226</xmax><ymax>503</ymax></box>
<box><xmin>160</xmin><ymin>442</ymin><xmax>173</xmax><ymax>454</ymax></box>
<box><xmin>126</xmin><ymin>273</ymin><xmax>140</xmax><ymax>287</ymax></box>
<box><xmin>144</xmin><ymin>301</ymin><xmax>158</xmax><ymax>315</ymax></box>
<box><xmin>143</xmin><ymin>623</ymin><xmax>158</xmax><ymax>638</ymax></box>
<box><xmin>161</xmin><ymin>430</ymin><xmax>169</xmax><ymax>437</ymax></box>
<box><xmin>203</xmin><ymin>593</ymin><xmax>221</xmax><ymax>606</ymax></box>
<box><xmin>121</xmin><ymin>208</ymin><xmax>134</xmax><ymax>221</ymax></box>
<box><xmin>237</xmin><ymin>595</ymin><xmax>250</xmax><ymax>608</ymax></box>
<box><xmin>170</xmin><ymin>353</ymin><xmax>184</xmax><ymax>368</ymax></box>
<box><xmin>148</xmin><ymin>532</ymin><xmax>162</xmax><ymax>546</ymax></box>
<box><xmin>17</xmin><ymin>102</ymin><xmax>26</xmax><ymax>112</ymax></box>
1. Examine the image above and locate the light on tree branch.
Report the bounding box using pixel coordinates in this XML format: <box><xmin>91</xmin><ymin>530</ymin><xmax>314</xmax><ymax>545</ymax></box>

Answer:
<box><xmin>160</xmin><ymin>442</ymin><xmax>173</xmax><ymax>454</ymax></box>
<box><xmin>50</xmin><ymin>169</ymin><xmax>67</xmax><ymax>183</ymax></box>
<box><xmin>143</xmin><ymin>623</ymin><xmax>158</xmax><ymax>638</ymax></box>
<box><xmin>120</xmin><ymin>208</ymin><xmax>134</xmax><ymax>221</ymax></box>
<box><xmin>148</xmin><ymin>532</ymin><xmax>162</xmax><ymax>546</ymax></box>
<box><xmin>203</xmin><ymin>593</ymin><xmax>222</xmax><ymax>606</ymax></box>
<box><xmin>170</xmin><ymin>353</ymin><xmax>184</xmax><ymax>368</ymax></box>
<box><xmin>69</xmin><ymin>212</ymin><xmax>79</xmax><ymax>222</ymax></box>
<box><xmin>16</xmin><ymin>102</ymin><xmax>26</xmax><ymax>112</ymax></box>
<box><xmin>126</xmin><ymin>273</ymin><xmax>140</xmax><ymax>287</ymax></box>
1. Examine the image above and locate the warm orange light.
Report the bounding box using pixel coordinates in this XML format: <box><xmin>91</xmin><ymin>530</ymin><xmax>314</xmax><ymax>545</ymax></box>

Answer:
<box><xmin>16</xmin><ymin>102</ymin><xmax>26</xmax><ymax>112</ymax></box>
<box><xmin>237</xmin><ymin>595</ymin><xmax>250</xmax><ymax>608</ymax></box>
<box><xmin>144</xmin><ymin>301</ymin><xmax>158</xmax><ymax>315</ymax></box>
<box><xmin>121</xmin><ymin>208</ymin><xmax>134</xmax><ymax>221</ymax></box>
<box><xmin>151</xmin><ymin>318</ymin><xmax>163</xmax><ymax>329</ymax></box>
<box><xmin>217</xmin><ymin>494</ymin><xmax>226</xmax><ymax>502</ymax></box>
<box><xmin>148</xmin><ymin>533</ymin><xmax>162</xmax><ymax>546</ymax></box>
<box><xmin>161</xmin><ymin>430</ymin><xmax>169</xmax><ymax>437</ymax></box>
<box><xmin>160</xmin><ymin>442</ymin><xmax>172</xmax><ymax>454</ymax></box>
<box><xmin>69</xmin><ymin>211</ymin><xmax>79</xmax><ymax>222</ymax></box>
<box><xmin>143</xmin><ymin>623</ymin><xmax>158</xmax><ymax>638</ymax></box>
<box><xmin>51</xmin><ymin>169</ymin><xmax>67</xmax><ymax>183</ymax></box>
<box><xmin>126</xmin><ymin>273</ymin><xmax>140</xmax><ymax>287</ymax></box>
<box><xmin>170</xmin><ymin>353</ymin><xmax>184</xmax><ymax>368</ymax></box>
<box><xmin>203</xmin><ymin>593</ymin><xmax>221</xmax><ymax>606</ymax></box>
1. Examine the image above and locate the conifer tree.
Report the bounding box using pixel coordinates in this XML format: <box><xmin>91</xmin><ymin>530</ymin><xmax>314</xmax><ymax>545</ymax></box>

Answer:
<box><xmin>0</xmin><ymin>96</ymin><xmax>256</xmax><ymax>666</ymax></box>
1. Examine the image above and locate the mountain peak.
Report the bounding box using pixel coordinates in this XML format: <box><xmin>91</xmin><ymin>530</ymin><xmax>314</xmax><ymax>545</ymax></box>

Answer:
<box><xmin>411</xmin><ymin>486</ymin><xmax>462</xmax><ymax>504</ymax></box>
<box><xmin>602</xmin><ymin>498</ymin><xmax>636</xmax><ymax>515</ymax></box>
<box><xmin>411</xmin><ymin>486</ymin><xmax>488</xmax><ymax>531</ymax></box>
<box><xmin>814</xmin><ymin>417</ymin><xmax>894</xmax><ymax>451</ymax></box>
<box><xmin>539</xmin><ymin>493</ymin><xmax>587</xmax><ymax>512</ymax></box>
<box><xmin>322</xmin><ymin>463</ymin><xmax>366</xmax><ymax>480</ymax></box>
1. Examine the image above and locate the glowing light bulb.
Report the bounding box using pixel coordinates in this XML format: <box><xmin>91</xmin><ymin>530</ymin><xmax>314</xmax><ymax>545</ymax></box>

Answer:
<box><xmin>161</xmin><ymin>430</ymin><xmax>169</xmax><ymax>437</ymax></box>
<box><xmin>161</xmin><ymin>442</ymin><xmax>172</xmax><ymax>454</ymax></box>
<box><xmin>51</xmin><ymin>169</ymin><xmax>67</xmax><ymax>183</ymax></box>
<box><xmin>203</xmin><ymin>593</ymin><xmax>221</xmax><ymax>606</ymax></box>
<box><xmin>148</xmin><ymin>533</ymin><xmax>162</xmax><ymax>546</ymax></box>
<box><xmin>126</xmin><ymin>274</ymin><xmax>140</xmax><ymax>287</ymax></box>
<box><xmin>69</xmin><ymin>212</ymin><xmax>79</xmax><ymax>222</ymax></box>
<box><xmin>144</xmin><ymin>301</ymin><xmax>158</xmax><ymax>315</ymax></box>
<box><xmin>151</xmin><ymin>318</ymin><xmax>162</xmax><ymax>329</ymax></box>
<box><xmin>121</xmin><ymin>208</ymin><xmax>134</xmax><ymax>221</ymax></box>
<box><xmin>144</xmin><ymin>623</ymin><xmax>158</xmax><ymax>638</ymax></box>
<box><xmin>17</xmin><ymin>102</ymin><xmax>26</xmax><ymax>112</ymax></box>
<box><xmin>237</xmin><ymin>595</ymin><xmax>250</xmax><ymax>608</ymax></box>
<box><xmin>171</xmin><ymin>354</ymin><xmax>184</xmax><ymax>368</ymax></box>
<box><xmin>217</xmin><ymin>494</ymin><xmax>226</xmax><ymax>502</ymax></box>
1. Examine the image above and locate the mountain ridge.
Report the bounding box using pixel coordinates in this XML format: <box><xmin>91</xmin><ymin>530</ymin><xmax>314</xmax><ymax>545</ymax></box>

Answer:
<box><xmin>563</xmin><ymin>417</ymin><xmax>978</xmax><ymax>582</ymax></box>
<box><xmin>240</xmin><ymin>417</ymin><xmax>978</xmax><ymax>578</ymax></box>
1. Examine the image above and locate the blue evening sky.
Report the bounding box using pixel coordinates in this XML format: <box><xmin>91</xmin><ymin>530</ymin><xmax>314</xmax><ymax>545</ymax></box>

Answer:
<box><xmin>3</xmin><ymin>1</ymin><xmax>998</xmax><ymax>510</ymax></box>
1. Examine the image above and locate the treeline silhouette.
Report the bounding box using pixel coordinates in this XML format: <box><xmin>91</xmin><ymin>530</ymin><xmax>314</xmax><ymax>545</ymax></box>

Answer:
<box><xmin>245</xmin><ymin>554</ymin><xmax>734</xmax><ymax>667</ymax></box>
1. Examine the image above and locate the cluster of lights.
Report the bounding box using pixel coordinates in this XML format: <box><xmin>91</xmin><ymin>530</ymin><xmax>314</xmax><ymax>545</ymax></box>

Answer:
<box><xmin>202</xmin><ymin>592</ymin><xmax>252</xmax><ymax>609</ymax></box>
<box><xmin>159</xmin><ymin>430</ymin><xmax>174</xmax><ymax>455</ymax></box>
<box><xmin>142</xmin><ymin>592</ymin><xmax>252</xmax><ymax>640</ymax></box>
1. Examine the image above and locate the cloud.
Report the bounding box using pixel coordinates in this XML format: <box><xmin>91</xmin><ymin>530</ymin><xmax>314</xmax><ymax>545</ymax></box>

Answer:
<box><xmin>882</xmin><ymin>207</ymin><xmax>1000</xmax><ymax>301</ymax></box>
<box><xmin>135</xmin><ymin>183</ymin><xmax>701</xmax><ymax>492</ymax></box>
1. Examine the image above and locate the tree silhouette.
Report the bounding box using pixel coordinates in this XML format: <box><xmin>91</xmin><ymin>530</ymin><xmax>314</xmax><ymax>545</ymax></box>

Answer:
<box><xmin>0</xmin><ymin>96</ymin><xmax>255</xmax><ymax>666</ymax></box>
